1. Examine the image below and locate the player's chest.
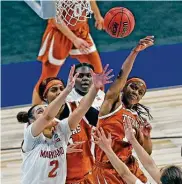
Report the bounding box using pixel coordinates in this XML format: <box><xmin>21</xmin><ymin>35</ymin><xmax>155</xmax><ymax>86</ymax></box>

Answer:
<box><xmin>116</xmin><ymin>109</ymin><xmax>140</xmax><ymax>129</ymax></box>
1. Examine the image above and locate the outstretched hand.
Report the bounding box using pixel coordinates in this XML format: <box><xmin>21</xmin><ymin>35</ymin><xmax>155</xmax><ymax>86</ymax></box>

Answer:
<box><xmin>133</xmin><ymin>36</ymin><xmax>154</xmax><ymax>52</ymax></box>
<box><xmin>141</xmin><ymin>121</ymin><xmax>152</xmax><ymax>137</ymax></box>
<box><xmin>92</xmin><ymin>127</ymin><xmax>112</xmax><ymax>153</ymax></box>
<box><xmin>67</xmin><ymin>141</ymin><xmax>85</xmax><ymax>154</ymax></box>
<box><xmin>91</xmin><ymin>64</ymin><xmax>114</xmax><ymax>89</ymax></box>
<box><xmin>123</xmin><ymin>118</ymin><xmax>136</xmax><ymax>142</ymax></box>
<box><xmin>66</xmin><ymin>65</ymin><xmax>79</xmax><ymax>92</ymax></box>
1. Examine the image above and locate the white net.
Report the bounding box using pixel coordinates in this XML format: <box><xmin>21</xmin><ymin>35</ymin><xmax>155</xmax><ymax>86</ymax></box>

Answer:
<box><xmin>56</xmin><ymin>0</ymin><xmax>93</xmax><ymax>26</ymax></box>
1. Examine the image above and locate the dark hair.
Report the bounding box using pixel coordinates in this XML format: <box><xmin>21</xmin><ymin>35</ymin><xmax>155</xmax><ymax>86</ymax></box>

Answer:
<box><xmin>39</xmin><ymin>77</ymin><xmax>65</xmax><ymax>101</ymax></box>
<box><xmin>74</xmin><ymin>63</ymin><xmax>94</xmax><ymax>74</ymax></box>
<box><xmin>161</xmin><ymin>166</ymin><xmax>182</xmax><ymax>184</ymax></box>
<box><xmin>17</xmin><ymin>105</ymin><xmax>38</xmax><ymax>124</ymax></box>
<box><xmin>123</xmin><ymin>76</ymin><xmax>153</xmax><ymax>121</ymax></box>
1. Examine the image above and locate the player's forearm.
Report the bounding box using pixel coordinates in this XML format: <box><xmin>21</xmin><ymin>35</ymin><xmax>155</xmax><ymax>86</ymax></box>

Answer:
<box><xmin>68</xmin><ymin>85</ymin><xmax>98</xmax><ymax>130</ymax></box>
<box><xmin>142</xmin><ymin>136</ymin><xmax>153</xmax><ymax>155</ymax></box>
<box><xmin>105</xmin><ymin>50</ymin><xmax>138</xmax><ymax>100</ymax></box>
<box><xmin>43</xmin><ymin>87</ymin><xmax>71</xmax><ymax>120</ymax></box>
<box><xmin>130</xmin><ymin>137</ymin><xmax>160</xmax><ymax>182</ymax></box>
<box><xmin>121</xmin><ymin>49</ymin><xmax>139</xmax><ymax>81</ymax></box>
<box><xmin>90</xmin><ymin>0</ymin><xmax>102</xmax><ymax>18</ymax></box>
<box><xmin>52</xmin><ymin>18</ymin><xmax>77</xmax><ymax>42</ymax></box>
<box><xmin>104</xmin><ymin>148</ymin><xmax>136</xmax><ymax>183</ymax></box>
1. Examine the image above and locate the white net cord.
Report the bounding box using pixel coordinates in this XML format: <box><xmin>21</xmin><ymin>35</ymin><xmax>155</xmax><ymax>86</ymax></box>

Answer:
<box><xmin>56</xmin><ymin>0</ymin><xmax>93</xmax><ymax>26</ymax></box>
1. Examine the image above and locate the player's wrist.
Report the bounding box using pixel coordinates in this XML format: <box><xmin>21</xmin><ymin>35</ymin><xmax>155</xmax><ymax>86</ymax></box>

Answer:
<box><xmin>131</xmin><ymin>48</ymin><xmax>139</xmax><ymax>54</ymax></box>
<box><xmin>70</xmin><ymin>34</ymin><xmax>77</xmax><ymax>43</ymax></box>
<box><xmin>94</xmin><ymin>13</ymin><xmax>102</xmax><ymax>20</ymax></box>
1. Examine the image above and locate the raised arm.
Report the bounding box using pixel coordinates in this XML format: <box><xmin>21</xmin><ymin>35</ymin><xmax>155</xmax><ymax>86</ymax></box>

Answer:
<box><xmin>100</xmin><ymin>36</ymin><xmax>154</xmax><ymax>116</ymax></box>
<box><xmin>68</xmin><ymin>65</ymin><xmax>113</xmax><ymax>130</ymax></box>
<box><xmin>31</xmin><ymin>66</ymin><xmax>78</xmax><ymax>136</ymax></box>
<box><xmin>124</xmin><ymin>120</ymin><xmax>161</xmax><ymax>183</ymax></box>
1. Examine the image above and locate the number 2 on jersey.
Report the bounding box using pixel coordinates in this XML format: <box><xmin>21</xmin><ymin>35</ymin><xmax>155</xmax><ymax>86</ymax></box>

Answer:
<box><xmin>48</xmin><ymin>160</ymin><xmax>59</xmax><ymax>178</ymax></box>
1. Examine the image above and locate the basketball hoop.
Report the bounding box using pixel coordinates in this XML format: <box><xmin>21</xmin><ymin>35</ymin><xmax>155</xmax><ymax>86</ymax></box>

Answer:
<box><xmin>24</xmin><ymin>0</ymin><xmax>92</xmax><ymax>26</ymax></box>
<box><xmin>55</xmin><ymin>0</ymin><xmax>93</xmax><ymax>26</ymax></box>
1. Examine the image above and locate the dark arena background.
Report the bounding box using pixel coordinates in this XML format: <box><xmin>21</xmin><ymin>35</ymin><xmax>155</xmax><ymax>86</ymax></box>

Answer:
<box><xmin>1</xmin><ymin>1</ymin><xmax>182</xmax><ymax>184</ymax></box>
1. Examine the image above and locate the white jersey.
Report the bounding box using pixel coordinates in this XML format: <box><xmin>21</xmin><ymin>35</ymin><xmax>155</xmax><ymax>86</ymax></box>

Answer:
<box><xmin>67</xmin><ymin>88</ymin><xmax>105</xmax><ymax>111</ymax></box>
<box><xmin>21</xmin><ymin>118</ymin><xmax>71</xmax><ymax>184</ymax></box>
<box><xmin>135</xmin><ymin>179</ymin><xmax>145</xmax><ymax>184</ymax></box>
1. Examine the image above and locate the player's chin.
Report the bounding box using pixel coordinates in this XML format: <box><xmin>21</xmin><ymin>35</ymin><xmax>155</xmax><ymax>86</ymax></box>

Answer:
<box><xmin>127</xmin><ymin>98</ymin><xmax>139</xmax><ymax>105</ymax></box>
<box><xmin>80</xmin><ymin>86</ymin><xmax>89</xmax><ymax>92</ymax></box>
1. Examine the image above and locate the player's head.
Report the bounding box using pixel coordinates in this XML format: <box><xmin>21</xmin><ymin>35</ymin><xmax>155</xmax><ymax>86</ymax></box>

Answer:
<box><xmin>39</xmin><ymin>77</ymin><xmax>65</xmax><ymax>103</ymax></box>
<box><xmin>123</xmin><ymin>77</ymin><xmax>147</xmax><ymax>105</ymax></box>
<box><xmin>74</xmin><ymin>63</ymin><xmax>94</xmax><ymax>94</ymax></box>
<box><xmin>17</xmin><ymin>105</ymin><xmax>47</xmax><ymax>124</ymax></box>
<box><xmin>160</xmin><ymin>165</ymin><xmax>182</xmax><ymax>184</ymax></box>
<box><xmin>17</xmin><ymin>105</ymin><xmax>56</xmax><ymax>138</ymax></box>
<box><xmin>122</xmin><ymin>77</ymin><xmax>152</xmax><ymax>121</ymax></box>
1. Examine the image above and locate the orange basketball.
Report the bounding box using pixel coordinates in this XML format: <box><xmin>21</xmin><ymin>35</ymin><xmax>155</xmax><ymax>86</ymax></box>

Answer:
<box><xmin>104</xmin><ymin>7</ymin><xmax>135</xmax><ymax>38</ymax></box>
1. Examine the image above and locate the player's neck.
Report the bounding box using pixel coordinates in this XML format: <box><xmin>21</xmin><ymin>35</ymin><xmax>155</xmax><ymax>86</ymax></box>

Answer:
<box><xmin>75</xmin><ymin>88</ymin><xmax>87</xmax><ymax>96</ymax></box>
<box><xmin>122</xmin><ymin>98</ymin><xmax>133</xmax><ymax>109</ymax></box>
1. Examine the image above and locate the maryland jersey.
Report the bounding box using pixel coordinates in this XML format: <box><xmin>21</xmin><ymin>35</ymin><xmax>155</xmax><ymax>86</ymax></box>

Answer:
<box><xmin>21</xmin><ymin>118</ymin><xmax>71</xmax><ymax>184</ymax></box>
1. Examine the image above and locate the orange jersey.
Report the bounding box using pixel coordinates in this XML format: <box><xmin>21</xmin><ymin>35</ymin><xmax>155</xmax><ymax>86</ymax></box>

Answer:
<box><xmin>66</xmin><ymin>102</ymin><xmax>94</xmax><ymax>183</ymax></box>
<box><xmin>95</xmin><ymin>104</ymin><xmax>141</xmax><ymax>163</ymax></box>
<box><xmin>94</xmin><ymin>103</ymin><xmax>147</xmax><ymax>184</ymax></box>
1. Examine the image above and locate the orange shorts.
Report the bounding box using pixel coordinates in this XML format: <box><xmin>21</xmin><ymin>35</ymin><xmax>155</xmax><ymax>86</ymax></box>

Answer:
<box><xmin>66</xmin><ymin>171</ymin><xmax>95</xmax><ymax>184</ymax></box>
<box><xmin>35</xmin><ymin>20</ymin><xmax>103</xmax><ymax>91</ymax></box>
<box><xmin>93</xmin><ymin>156</ymin><xmax>148</xmax><ymax>184</ymax></box>
<box><xmin>37</xmin><ymin>19</ymin><xmax>102</xmax><ymax>69</ymax></box>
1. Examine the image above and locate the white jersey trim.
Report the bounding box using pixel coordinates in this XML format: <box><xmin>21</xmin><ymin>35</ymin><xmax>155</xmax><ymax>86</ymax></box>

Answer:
<box><xmin>38</xmin><ymin>32</ymin><xmax>51</xmax><ymax>56</ymax></box>
<box><xmin>48</xmin><ymin>36</ymin><xmax>66</xmax><ymax>66</ymax></box>
<box><xmin>98</xmin><ymin>104</ymin><xmax>123</xmax><ymax>120</ymax></box>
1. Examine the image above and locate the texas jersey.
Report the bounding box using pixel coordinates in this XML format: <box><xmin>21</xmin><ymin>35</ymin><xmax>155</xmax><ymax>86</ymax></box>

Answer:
<box><xmin>65</xmin><ymin>102</ymin><xmax>94</xmax><ymax>182</ymax></box>
<box><xmin>94</xmin><ymin>103</ymin><xmax>148</xmax><ymax>183</ymax></box>
<box><xmin>95</xmin><ymin>103</ymin><xmax>141</xmax><ymax>163</ymax></box>
<box><xmin>21</xmin><ymin>118</ymin><xmax>71</xmax><ymax>184</ymax></box>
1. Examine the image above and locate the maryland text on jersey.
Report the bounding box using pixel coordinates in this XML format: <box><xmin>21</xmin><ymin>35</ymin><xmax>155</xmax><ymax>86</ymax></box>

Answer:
<box><xmin>40</xmin><ymin>147</ymin><xmax>64</xmax><ymax>159</ymax></box>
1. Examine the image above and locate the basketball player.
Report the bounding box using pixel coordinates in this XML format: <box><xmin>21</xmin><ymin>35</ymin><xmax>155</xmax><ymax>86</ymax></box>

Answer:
<box><xmin>67</xmin><ymin>63</ymin><xmax>105</xmax><ymax>110</ymax></box>
<box><xmin>93</xmin><ymin>36</ymin><xmax>154</xmax><ymax>184</ymax></box>
<box><xmin>32</xmin><ymin>0</ymin><xmax>104</xmax><ymax>105</ymax></box>
<box><xmin>18</xmin><ymin>65</ymin><xmax>112</xmax><ymax>184</ymax></box>
<box><xmin>93</xmin><ymin>122</ymin><xmax>182</xmax><ymax>184</ymax></box>
<box><xmin>37</xmin><ymin>64</ymin><xmax>113</xmax><ymax>184</ymax></box>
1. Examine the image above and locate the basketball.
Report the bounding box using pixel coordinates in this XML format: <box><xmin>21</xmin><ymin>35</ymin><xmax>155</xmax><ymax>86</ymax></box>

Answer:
<box><xmin>104</xmin><ymin>7</ymin><xmax>135</xmax><ymax>38</ymax></box>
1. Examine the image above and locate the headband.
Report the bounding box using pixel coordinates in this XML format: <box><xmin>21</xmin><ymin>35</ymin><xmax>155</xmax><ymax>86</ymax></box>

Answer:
<box><xmin>126</xmin><ymin>78</ymin><xmax>147</xmax><ymax>89</ymax></box>
<box><xmin>43</xmin><ymin>80</ymin><xmax>64</xmax><ymax>98</ymax></box>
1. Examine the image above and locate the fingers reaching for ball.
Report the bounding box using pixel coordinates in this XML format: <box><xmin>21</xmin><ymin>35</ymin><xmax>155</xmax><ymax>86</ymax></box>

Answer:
<box><xmin>133</xmin><ymin>36</ymin><xmax>155</xmax><ymax>52</ymax></box>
